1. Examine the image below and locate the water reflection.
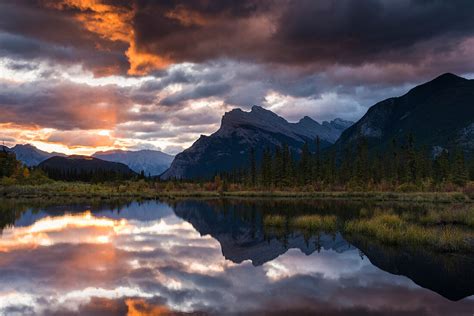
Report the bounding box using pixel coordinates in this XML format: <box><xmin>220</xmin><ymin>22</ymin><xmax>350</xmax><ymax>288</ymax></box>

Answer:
<box><xmin>0</xmin><ymin>199</ymin><xmax>472</xmax><ymax>315</ymax></box>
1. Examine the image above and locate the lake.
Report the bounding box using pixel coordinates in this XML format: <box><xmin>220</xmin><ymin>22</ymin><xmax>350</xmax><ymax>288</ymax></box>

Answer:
<box><xmin>0</xmin><ymin>198</ymin><xmax>473</xmax><ymax>315</ymax></box>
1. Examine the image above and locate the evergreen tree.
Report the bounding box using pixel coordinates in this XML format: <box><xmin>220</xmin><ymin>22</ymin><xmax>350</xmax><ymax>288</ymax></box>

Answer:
<box><xmin>353</xmin><ymin>137</ymin><xmax>369</xmax><ymax>186</ymax></box>
<box><xmin>299</xmin><ymin>142</ymin><xmax>311</xmax><ymax>185</ymax></box>
<box><xmin>261</xmin><ymin>147</ymin><xmax>273</xmax><ymax>187</ymax></box>
<box><xmin>314</xmin><ymin>136</ymin><xmax>321</xmax><ymax>182</ymax></box>
<box><xmin>249</xmin><ymin>147</ymin><xmax>257</xmax><ymax>186</ymax></box>
<box><xmin>433</xmin><ymin>150</ymin><xmax>450</xmax><ymax>183</ymax></box>
<box><xmin>452</xmin><ymin>149</ymin><xmax>468</xmax><ymax>186</ymax></box>
<box><xmin>339</xmin><ymin>146</ymin><xmax>353</xmax><ymax>184</ymax></box>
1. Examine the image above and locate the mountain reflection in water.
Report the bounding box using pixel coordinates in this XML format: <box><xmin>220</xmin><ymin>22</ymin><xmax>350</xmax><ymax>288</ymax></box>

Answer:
<box><xmin>0</xmin><ymin>198</ymin><xmax>472</xmax><ymax>316</ymax></box>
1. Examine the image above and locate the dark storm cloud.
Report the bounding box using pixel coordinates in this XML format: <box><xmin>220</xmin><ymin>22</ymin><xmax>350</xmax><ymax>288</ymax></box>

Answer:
<box><xmin>160</xmin><ymin>82</ymin><xmax>231</xmax><ymax>106</ymax></box>
<box><xmin>0</xmin><ymin>1</ymin><xmax>129</xmax><ymax>76</ymax></box>
<box><xmin>272</xmin><ymin>0</ymin><xmax>474</xmax><ymax>65</ymax></box>
<box><xmin>2</xmin><ymin>0</ymin><xmax>474</xmax><ymax>78</ymax></box>
<box><xmin>131</xmin><ymin>0</ymin><xmax>474</xmax><ymax>68</ymax></box>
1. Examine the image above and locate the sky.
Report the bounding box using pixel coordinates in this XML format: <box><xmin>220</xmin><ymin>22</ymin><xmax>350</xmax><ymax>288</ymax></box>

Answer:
<box><xmin>1</xmin><ymin>0</ymin><xmax>474</xmax><ymax>155</ymax></box>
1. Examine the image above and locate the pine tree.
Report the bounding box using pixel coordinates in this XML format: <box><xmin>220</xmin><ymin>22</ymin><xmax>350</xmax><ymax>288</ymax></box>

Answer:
<box><xmin>433</xmin><ymin>150</ymin><xmax>450</xmax><ymax>183</ymax></box>
<box><xmin>405</xmin><ymin>133</ymin><xmax>418</xmax><ymax>183</ymax></box>
<box><xmin>249</xmin><ymin>147</ymin><xmax>257</xmax><ymax>186</ymax></box>
<box><xmin>299</xmin><ymin>141</ymin><xmax>311</xmax><ymax>185</ymax></box>
<box><xmin>314</xmin><ymin>136</ymin><xmax>321</xmax><ymax>182</ymax></box>
<box><xmin>339</xmin><ymin>146</ymin><xmax>353</xmax><ymax>184</ymax></box>
<box><xmin>452</xmin><ymin>149</ymin><xmax>468</xmax><ymax>186</ymax></box>
<box><xmin>354</xmin><ymin>137</ymin><xmax>369</xmax><ymax>186</ymax></box>
<box><xmin>261</xmin><ymin>147</ymin><xmax>273</xmax><ymax>187</ymax></box>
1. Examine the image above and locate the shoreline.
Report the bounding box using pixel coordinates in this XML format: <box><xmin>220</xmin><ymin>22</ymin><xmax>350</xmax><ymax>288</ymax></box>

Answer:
<box><xmin>1</xmin><ymin>184</ymin><xmax>472</xmax><ymax>203</ymax></box>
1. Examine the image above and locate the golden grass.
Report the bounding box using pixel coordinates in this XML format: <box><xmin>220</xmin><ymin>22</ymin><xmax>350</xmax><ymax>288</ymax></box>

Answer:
<box><xmin>1</xmin><ymin>181</ymin><xmax>473</xmax><ymax>203</ymax></box>
<box><xmin>263</xmin><ymin>215</ymin><xmax>286</xmax><ymax>227</ymax></box>
<box><xmin>291</xmin><ymin>214</ymin><xmax>337</xmax><ymax>232</ymax></box>
<box><xmin>263</xmin><ymin>214</ymin><xmax>337</xmax><ymax>232</ymax></box>
<box><xmin>345</xmin><ymin>212</ymin><xmax>473</xmax><ymax>252</ymax></box>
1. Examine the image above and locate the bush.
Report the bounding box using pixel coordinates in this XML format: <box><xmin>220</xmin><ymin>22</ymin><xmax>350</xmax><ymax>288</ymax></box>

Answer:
<box><xmin>397</xmin><ymin>183</ymin><xmax>420</xmax><ymax>192</ymax></box>
<box><xmin>463</xmin><ymin>182</ymin><xmax>474</xmax><ymax>200</ymax></box>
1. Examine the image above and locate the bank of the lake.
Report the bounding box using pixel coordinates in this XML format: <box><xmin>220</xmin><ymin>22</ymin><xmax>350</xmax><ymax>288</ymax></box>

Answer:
<box><xmin>1</xmin><ymin>181</ymin><xmax>474</xmax><ymax>203</ymax></box>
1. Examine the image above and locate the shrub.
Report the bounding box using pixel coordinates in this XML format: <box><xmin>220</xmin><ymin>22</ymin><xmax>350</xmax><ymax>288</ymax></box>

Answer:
<box><xmin>397</xmin><ymin>183</ymin><xmax>420</xmax><ymax>192</ymax></box>
<box><xmin>463</xmin><ymin>182</ymin><xmax>474</xmax><ymax>200</ymax></box>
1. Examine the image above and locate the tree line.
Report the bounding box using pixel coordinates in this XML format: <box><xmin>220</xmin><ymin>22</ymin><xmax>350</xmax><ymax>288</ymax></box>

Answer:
<box><xmin>220</xmin><ymin>136</ymin><xmax>474</xmax><ymax>190</ymax></box>
<box><xmin>0</xmin><ymin>148</ymin><xmax>52</xmax><ymax>184</ymax></box>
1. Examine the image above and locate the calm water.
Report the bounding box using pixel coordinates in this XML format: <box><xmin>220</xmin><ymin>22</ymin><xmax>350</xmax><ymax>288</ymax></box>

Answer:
<box><xmin>0</xmin><ymin>198</ymin><xmax>473</xmax><ymax>315</ymax></box>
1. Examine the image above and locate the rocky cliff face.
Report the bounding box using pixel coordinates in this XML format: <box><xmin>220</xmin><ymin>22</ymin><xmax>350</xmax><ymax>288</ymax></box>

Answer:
<box><xmin>162</xmin><ymin>105</ymin><xmax>352</xmax><ymax>179</ymax></box>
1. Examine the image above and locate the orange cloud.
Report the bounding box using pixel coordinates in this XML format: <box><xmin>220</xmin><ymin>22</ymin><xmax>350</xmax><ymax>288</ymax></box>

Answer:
<box><xmin>43</xmin><ymin>0</ymin><xmax>132</xmax><ymax>42</ymax></box>
<box><xmin>126</xmin><ymin>40</ymin><xmax>172</xmax><ymax>76</ymax></box>
<box><xmin>46</xmin><ymin>129</ymin><xmax>116</xmax><ymax>148</ymax></box>
<box><xmin>43</xmin><ymin>0</ymin><xmax>172</xmax><ymax>75</ymax></box>
<box><xmin>0</xmin><ymin>211</ymin><xmax>128</xmax><ymax>252</ymax></box>
<box><xmin>126</xmin><ymin>298</ymin><xmax>174</xmax><ymax>316</ymax></box>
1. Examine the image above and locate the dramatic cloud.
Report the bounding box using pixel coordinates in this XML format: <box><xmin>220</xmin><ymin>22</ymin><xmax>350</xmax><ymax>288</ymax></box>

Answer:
<box><xmin>1</xmin><ymin>0</ymin><xmax>474</xmax><ymax>154</ymax></box>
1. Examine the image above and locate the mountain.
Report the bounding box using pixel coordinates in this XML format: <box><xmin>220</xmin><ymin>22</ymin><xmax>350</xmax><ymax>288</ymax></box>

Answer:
<box><xmin>93</xmin><ymin>149</ymin><xmax>174</xmax><ymax>176</ymax></box>
<box><xmin>3</xmin><ymin>144</ymin><xmax>65</xmax><ymax>167</ymax></box>
<box><xmin>161</xmin><ymin>105</ymin><xmax>353</xmax><ymax>179</ymax></box>
<box><xmin>333</xmin><ymin>73</ymin><xmax>474</xmax><ymax>155</ymax></box>
<box><xmin>38</xmin><ymin>155</ymin><xmax>136</xmax><ymax>181</ymax></box>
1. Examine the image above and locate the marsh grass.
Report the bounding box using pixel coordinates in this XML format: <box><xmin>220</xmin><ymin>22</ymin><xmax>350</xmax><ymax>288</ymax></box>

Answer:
<box><xmin>1</xmin><ymin>182</ymin><xmax>473</xmax><ymax>203</ymax></box>
<box><xmin>263</xmin><ymin>215</ymin><xmax>286</xmax><ymax>227</ymax></box>
<box><xmin>263</xmin><ymin>214</ymin><xmax>338</xmax><ymax>233</ymax></box>
<box><xmin>345</xmin><ymin>212</ymin><xmax>474</xmax><ymax>252</ymax></box>
<box><xmin>261</xmin><ymin>204</ymin><xmax>474</xmax><ymax>253</ymax></box>
<box><xmin>415</xmin><ymin>208</ymin><xmax>474</xmax><ymax>228</ymax></box>
<box><xmin>291</xmin><ymin>215</ymin><xmax>337</xmax><ymax>232</ymax></box>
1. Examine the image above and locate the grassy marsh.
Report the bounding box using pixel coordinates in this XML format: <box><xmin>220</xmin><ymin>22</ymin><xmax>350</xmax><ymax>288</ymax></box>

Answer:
<box><xmin>1</xmin><ymin>181</ymin><xmax>473</xmax><ymax>203</ymax></box>
<box><xmin>263</xmin><ymin>204</ymin><xmax>474</xmax><ymax>253</ymax></box>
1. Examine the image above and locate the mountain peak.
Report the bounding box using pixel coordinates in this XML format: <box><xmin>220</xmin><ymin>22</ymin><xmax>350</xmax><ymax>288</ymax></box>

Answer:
<box><xmin>163</xmin><ymin>106</ymin><xmax>354</xmax><ymax>179</ymax></box>
<box><xmin>405</xmin><ymin>72</ymin><xmax>468</xmax><ymax>98</ymax></box>
<box><xmin>299</xmin><ymin>116</ymin><xmax>316</xmax><ymax>123</ymax></box>
<box><xmin>221</xmin><ymin>105</ymin><xmax>284</xmax><ymax>130</ymax></box>
<box><xmin>432</xmin><ymin>73</ymin><xmax>466</xmax><ymax>83</ymax></box>
<box><xmin>13</xmin><ymin>143</ymin><xmax>37</xmax><ymax>150</ymax></box>
<box><xmin>424</xmin><ymin>73</ymin><xmax>468</xmax><ymax>89</ymax></box>
<box><xmin>250</xmin><ymin>105</ymin><xmax>272</xmax><ymax>114</ymax></box>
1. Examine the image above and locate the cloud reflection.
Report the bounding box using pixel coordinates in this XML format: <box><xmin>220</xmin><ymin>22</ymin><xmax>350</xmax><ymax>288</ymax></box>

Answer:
<box><xmin>0</xmin><ymin>202</ymin><xmax>472</xmax><ymax>315</ymax></box>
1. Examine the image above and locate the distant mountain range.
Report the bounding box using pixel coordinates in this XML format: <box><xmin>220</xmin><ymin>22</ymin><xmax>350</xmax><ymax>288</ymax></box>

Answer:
<box><xmin>93</xmin><ymin>149</ymin><xmax>174</xmax><ymax>176</ymax></box>
<box><xmin>39</xmin><ymin>156</ymin><xmax>136</xmax><ymax>181</ymax></box>
<box><xmin>0</xmin><ymin>144</ymin><xmax>65</xmax><ymax>167</ymax></box>
<box><xmin>161</xmin><ymin>105</ymin><xmax>352</xmax><ymax>179</ymax></box>
<box><xmin>334</xmin><ymin>73</ymin><xmax>474</xmax><ymax>156</ymax></box>
<box><xmin>1</xmin><ymin>144</ymin><xmax>173</xmax><ymax>176</ymax></box>
<box><xmin>5</xmin><ymin>73</ymin><xmax>472</xmax><ymax>181</ymax></box>
<box><xmin>163</xmin><ymin>73</ymin><xmax>474</xmax><ymax>179</ymax></box>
